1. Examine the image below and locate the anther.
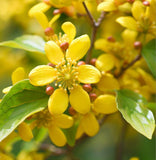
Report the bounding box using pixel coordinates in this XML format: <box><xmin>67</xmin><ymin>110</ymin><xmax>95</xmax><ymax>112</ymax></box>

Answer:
<box><xmin>89</xmin><ymin>93</ymin><xmax>97</xmax><ymax>102</ymax></box>
<box><xmin>44</xmin><ymin>27</ymin><xmax>54</xmax><ymax>36</ymax></box>
<box><xmin>107</xmin><ymin>36</ymin><xmax>116</xmax><ymax>42</ymax></box>
<box><xmin>60</xmin><ymin>42</ymin><xmax>69</xmax><ymax>51</ymax></box>
<box><xmin>83</xmin><ymin>84</ymin><xmax>92</xmax><ymax>93</ymax></box>
<box><xmin>126</xmin><ymin>0</ymin><xmax>134</xmax><ymax>3</ymax></box>
<box><xmin>77</xmin><ymin>61</ymin><xmax>86</xmax><ymax>66</ymax></box>
<box><xmin>134</xmin><ymin>41</ymin><xmax>142</xmax><ymax>49</ymax></box>
<box><xmin>43</xmin><ymin>0</ymin><xmax>51</xmax><ymax>5</ymax></box>
<box><xmin>90</xmin><ymin>58</ymin><xmax>97</xmax><ymax>66</ymax></box>
<box><xmin>46</xmin><ymin>85</ymin><xmax>54</xmax><ymax>95</ymax></box>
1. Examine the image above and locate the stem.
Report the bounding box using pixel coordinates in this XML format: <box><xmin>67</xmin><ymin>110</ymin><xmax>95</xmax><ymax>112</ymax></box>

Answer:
<box><xmin>115</xmin><ymin>54</ymin><xmax>142</xmax><ymax>78</ymax></box>
<box><xmin>82</xmin><ymin>2</ymin><xmax>105</xmax><ymax>63</ymax></box>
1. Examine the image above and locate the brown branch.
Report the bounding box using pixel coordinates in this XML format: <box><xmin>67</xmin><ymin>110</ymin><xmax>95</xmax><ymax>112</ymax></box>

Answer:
<box><xmin>115</xmin><ymin>54</ymin><xmax>142</xmax><ymax>78</ymax></box>
<box><xmin>82</xmin><ymin>2</ymin><xmax>106</xmax><ymax>63</ymax></box>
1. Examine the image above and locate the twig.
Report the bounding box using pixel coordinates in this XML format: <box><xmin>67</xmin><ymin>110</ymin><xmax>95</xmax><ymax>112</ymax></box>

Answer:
<box><xmin>115</xmin><ymin>54</ymin><xmax>142</xmax><ymax>78</ymax></box>
<box><xmin>82</xmin><ymin>2</ymin><xmax>106</xmax><ymax>63</ymax></box>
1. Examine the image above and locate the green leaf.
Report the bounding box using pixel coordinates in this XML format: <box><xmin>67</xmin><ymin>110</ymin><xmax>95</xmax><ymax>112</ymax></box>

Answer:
<box><xmin>0</xmin><ymin>80</ymin><xmax>49</xmax><ymax>142</ymax></box>
<box><xmin>116</xmin><ymin>89</ymin><xmax>155</xmax><ymax>139</ymax></box>
<box><xmin>63</xmin><ymin>121</ymin><xmax>79</xmax><ymax>146</ymax></box>
<box><xmin>0</xmin><ymin>35</ymin><xmax>45</xmax><ymax>54</ymax></box>
<box><xmin>142</xmin><ymin>39</ymin><xmax>156</xmax><ymax>78</ymax></box>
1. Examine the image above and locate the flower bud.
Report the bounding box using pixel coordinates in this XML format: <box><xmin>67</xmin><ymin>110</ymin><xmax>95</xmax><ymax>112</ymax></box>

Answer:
<box><xmin>107</xmin><ymin>36</ymin><xmax>115</xmax><ymax>42</ymax></box>
<box><xmin>77</xmin><ymin>61</ymin><xmax>86</xmax><ymax>66</ymax></box>
<box><xmin>44</xmin><ymin>27</ymin><xmax>54</xmax><ymax>36</ymax></box>
<box><xmin>127</xmin><ymin>0</ymin><xmax>134</xmax><ymax>3</ymax></box>
<box><xmin>83</xmin><ymin>84</ymin><xmax>92</xmax><ymax>93</ymax></box>
<box><xmin>143</xmin><ymin>1</ymin><xmax>150</xmax><ymax>6</ymax></box>
<box><xmin>69</xmin><ymin>106</ymin><xmax>77</xmax><ymax>116</ymax></box>
<box><xmin>134</xmin><ymin>41</ymin><xmax>142</xmax><ymax>49</ymax></box>
<box><xmin>90</xmin><ymin>58</ymin><xmax>97</xmax><ymax>66</ymax></box>
<box><xmin>89</xmin><ymin>93</ymin><xmax>97</xmax><ymax>102</ymax></box>
<box><xmin>46</xmin><ymin>85</ymin><xmax>54</xmax><ymax>95</ymax></box>
<box><xmin>43</xmin><ymin>0</ymin><xmax>51</xmax><ymax>5</ymax></box>
<box><xmin>48</xmin><ymin>62</ymin><xmax>55</xmax><ymax>67</ymax></box>
<box><xmin>60</xmin><ymin>42</ymin><xmax>69</xmax><ymax>51</ymax></box>
<box><xmin>53</xmin><ymin>9</ymin><xmax>62</xmax><ymax>15</ymax></box>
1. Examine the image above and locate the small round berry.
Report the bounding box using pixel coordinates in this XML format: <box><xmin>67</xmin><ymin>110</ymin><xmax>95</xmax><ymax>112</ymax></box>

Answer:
<box><xmin>107</xmin><ymin>36</ymin><xmax>115</xmax><ymax>42</ymax></box>
<box><xmin>44</xmin><ymin>27</ymin><xmax>54</xmax><ymax>36</ymax></box>
<box><xmin>60</xmin><ymin>42</ymin><xmax>69</xmax><ymax>51</ymax></box>
<box><xmin>90</xmin><ymin>58</ymin><xmax>97</xmax><ymax>66</ymax></box>
<box><xmin>134</xmin><ymin>41</ymin><xmax>142</xmax><ymax>49</ymax></box>
<box><xmin>69</xmin><ymin>107</ymin><xmax>77</xmax><ymax>116</ymax></box>
<box><xmin>143</xmin><ymin>1</ymin><xmax>150</xmax><ymax>6</ymax></box>
<box><xmin>77</xmin><ymin>61</ymin><xmax>86</xmax><ymax>66</ymax></box>
<box><xmin>83</xmin><ymin>84</ymin><xmax>92</xmax><ymax>93</ymax></box>
<box><xmin>46</xmin><ymin>85</ymin><xmax>54</xmax><ymax>95</ymax></box>
<box><xmin>89</xmin><ymin>93</ymin><xmax>97</xmax><ymax>102</ymax></box>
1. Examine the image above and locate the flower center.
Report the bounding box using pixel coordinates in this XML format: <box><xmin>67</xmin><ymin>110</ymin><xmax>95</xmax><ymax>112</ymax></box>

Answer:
<box><xmin>55</xmin><ymin>59</ymin><xmax>79</xmax><ymax>90</ymax></box>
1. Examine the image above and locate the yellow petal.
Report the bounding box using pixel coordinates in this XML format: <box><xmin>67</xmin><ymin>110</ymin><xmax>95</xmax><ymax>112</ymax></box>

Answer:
<box><xmin>18</xmin><ymin>122</ymin><xmax>33</xmax><ymax>142</ymax></box>
<box><xmin>122</xmin><ymin>29</ymin><xmax>138</xmax><ymax>45</ymax></box>
<box><xmin>2</xmin><ymin>86</ymin><xmax>12</xmax><ymax>94</ymax></box>
<box><xmin>82</xmin><ymin>112</ymin><xmax>99</xmax><ymax>136</ymax></box>
<box><xmin>12</xmin><ymin>67</ymin><xmax>25</xmax><ymax>85</ymax></box>
<box><xmin>48</xmin><ymin>89</ymin><xmax>68</xmax><ymax>115</ymax></box>
<box><xmin>78</xmin><ymin>65</ymin><xmax>101</xmax><ymax>84</ymax></box>
<box><xmin>93</xmin><ymin>95</ymin><xmax>118</xmax><ymax>114</ymax></box>
<box><xmin>97</xmin><ymin>74</ymin><xmax>120</xmax><ymax>91</ymax></box>
<box><xmin>48</xmin><ymin>125</ymin><xmax>66</xmax><ymax>147</ymax></box>
<box><xmin>97</xmin><ymin>1</ymin><xmax>117</xmax><ymax>12</ymax></box>
<box><xmin>28</xmin><ymin>2</ymin><xmax>50</xmax><ymax>17</ymax></box>
<box><xmin>69</xmin><ymin>85</ymin><xmax>91</xmax><ymax>114</ymax></box>
<box><xmin>132</xmin><ymin>1</ymin><xmax>145</xmax><ymax>20</ymax></box>
<box><xmin>76</xmin><ymin>122</ymin><xmax>84</xmax><ymax>139</ymax></box>
<box><xmin>62</xmin><ymin>22</ymin><xmax>76</xmax><ymax>43</ymax></box>
<box><xmin>66</xmin><ymin>35</ymin><xmax>90</xmax><ymax>61</ymax></box>
<box><xmin>53</xmin><ymin>114</ymin><xmax>73</xmax><ymax>128</ymax></box>
<box><xmin>29</xmin><ymin>65</ymin><xmax>57</xmax><ymax>86</ymax></box>
<box><xmin>0</xmin><ymin>152</ymin><xmax>13</xmax><ymax>160</ymax></box>
<box><xmin>94</xmin><ymin>39</ymin><xmax>109</xmax><ymax>52</ymax></box>
<box><xmin>45</xmin><ymin>41</ymin><xmax>64</xmax><ymax>65</ymax></box>
<box><xmin>96</xmin><ymin>54</ymin><xmax>115</xmax><ymax>72</ymax></box>
<box><xmin>33</xmin><ymin>12</ymin><xmax>49</xmax><ymax>29</ymax></box>
<box><xmin>49</xmin><ymin>14</ymin><xmax>61</xmax><ymax>27</ymax></box>
<box><xmin>116</xmin><ymin>17</ymin><xmax>137</xmax><ymax>30</ymax></box>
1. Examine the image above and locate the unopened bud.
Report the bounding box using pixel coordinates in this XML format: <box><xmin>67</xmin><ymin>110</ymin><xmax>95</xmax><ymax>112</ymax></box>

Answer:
<box><xmin>44</xmin><ymin>27</ymin><xmax>54</xmax><ymax>36</ymax></box>
<box><xmin>127</xmin><ymin>0</ymin><xmax>134</xmax><ymax>3</ymax></box>
<box><xmin>69</xmin><ymin>107</ymin><xmax>77</xmax><ymax>115</ymax></box>
<box><xmin>89</xmin><ymin>93</ymin><xmax>97</xmax><ymax>102</ymax></box>
<box><xmin>143</xmin><ymin>1</ymin><xmax>150</xmax><ymax>6</ymax></box>
<box><xmin>107</xmin><ymin>36</ymin><xmax>115</xmax><ymax>42</ymax></box>
<box><xmin>83</xmin><ymin>84</ymin><xmax>92</xmax><ymax>93</ymax></box>
<box><xmin>43</xmin><ymin>0</ymin><xmax>51</xmax><ymax>5</ymax></box>
<box><xmin>53</xmin><ymin>9</ymin><xmax>62</xmax><ymax>15</ymax></box>
<box><xmin>134</xmin><ymin>41</ymin><xmax>142</xmax><ymax>49</ymax></box>
<box><xmin>48</xmin><ymin>63</ymin><xmax>55</xmax><ymax>67</ymax></box>
<box><xmin>77</xmin><ymin>61</ymin><xmax>86</xmax><ymax>66</ymax></box>
<box><xmin>46</xmin><ymin>85</ymin><xmax>54</xmax><ymax>95</ymax></box>
<box><xmin>60</xmin><ymin>42</ymin><xmax>69</xmax><ymax>51</ymax></box>
<box><xmin>90</xmin><ymin>58</ymin><xmax>97</xmax><ymax>66</ymax></box>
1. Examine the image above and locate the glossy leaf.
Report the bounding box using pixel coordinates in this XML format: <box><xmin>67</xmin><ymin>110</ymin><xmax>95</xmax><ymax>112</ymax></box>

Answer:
<box><xmin>0</xmin><ymin>35</ymin><xmax>45</xmax><ymax>54</ymax></box>
<box><xmin>116</xmin><ymin>89</ymin><xmax>155</xmax><ymax>139</ymax></box>
<box><xmin>0</xmin><ymin>80</ymin><xmax>49</xmax><ymax>141</ymax></box>
<box><xmin>142</xmin><ymin>39</ymin><xmax>156</xmax><ymax>78</ymax></box>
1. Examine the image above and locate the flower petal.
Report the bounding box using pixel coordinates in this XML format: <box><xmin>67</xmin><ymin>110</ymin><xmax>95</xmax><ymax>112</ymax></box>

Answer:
<box><xmin>82</xmin><ymin>112</ymin><xmax>99</xmax><ymax>136</ymax></box>
<box><xmin>45</xmin><ymin>41</ymin><xmax>64</xmax><ymax>65</ymax></box>
<box><xmin>94</xmin><ymin>39</ymin><xmax>109</xmax><ymax>52</ymax></box>
<box><xmin>132</xmin><ymin>1</ymin><xmax>145</xmax><ymax>20</ymax></box>
<box><xmin>95</xmin><ymin>54</ymin><xmax>115</xmax><ymax>72</ymax></box>
<box><xmin>97</xmin><ymin>74</ymin><xmax>120</xmax><ymax>91</ymax></box>
<box><xmin>17</xmin><ymin>122</ymin><xmax>33</xmax><ymax>142</ymax></box>
<box><xmin>66</xmin><ymin>35</ymin><xmax>90</xmax><ymax>61</ymax></box>
<box><xmin>116</xmin><ymin>17</ymin><xmax>137</xmax><ymax>30</ymax></box>
<box><xmin>48</xmin><ymin>125</ymin><xmax>66</xmax><ymax>147</ymax></box>
<box><xmin>12</xmin><ymin>67</ymin><xmax>25</xmax><ymax>85</ymax></box>
<box><xmin>97</xmin><ymin>1</ymin><xmax>117</xmax><ymax>12</ymax></box>
<box><xmin>78</xmin><ymin>65</ymin><xmax>101</xmax><ymax>83</ymax></box>
<box><xmin>76</xmin><ymin>122</ymin><xmax>84</xmax><ymax>139</ymax></box>
<box><xmin>69</xmin><ymin>85</ymin><xmax>91</xmax><ymax>114</ymax></box>
<box><xmin>48</xmin><ymin>89</ymin><xmax>68</xmax><ymax>115</ymax></box>
<box><xmin>2</xmin><ymin>86</ymin><xmax>12</xmax><ymax>94</ymax></box>
<box><xmin>29</xmin><ymin>65</ymin><xmax>57</xmax><ymax>86</ymax></box>
<box><xmin>62</xmin><ymin>22</ymin><xmax>76</xmax><ymax>43</ymax></box>
<box><xmin>93</xmin><ymin>94</ymin><xmax>118</xmax><ymax>114</ymax></box>
<box><xmin>53</xmin><ymin>114</ymin><xmax>73</xmax><ymax>128</ymax></box>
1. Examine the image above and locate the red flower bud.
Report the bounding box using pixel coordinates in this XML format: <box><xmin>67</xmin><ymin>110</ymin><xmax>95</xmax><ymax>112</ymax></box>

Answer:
<box><xmin>83</xmin><ymin>84</ymin><xmax>92</xmax><ymax>93</ymax></box>
<box><xmin>46</xmin><ymin>85</ymin><xmax>54</xmax><ymax>95</ymax></box>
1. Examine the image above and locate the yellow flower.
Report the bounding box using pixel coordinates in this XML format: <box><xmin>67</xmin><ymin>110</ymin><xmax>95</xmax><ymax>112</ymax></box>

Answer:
<box><xmin>129</xmin><ymin>157</ymin><xmax>139</xmax><ymax>160</ymax></box>
<box><xmin>31</xmin><ymin>109</ymin><xmax>73</xmax><ymax>147</ymax></box>
<box><xmin>29</xmin><ymin>22</ymin><xmax>101</xmax><ymax>115</ymax></box>
<box><xmin>116</xmin><ymin>0</ymin><xmax>156</xmax><ymax>40</ymax></box>
<box><xmin>76</xmin><ymin>94</ymin><xmax>117</xmax><ymax>139</ymax></box>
